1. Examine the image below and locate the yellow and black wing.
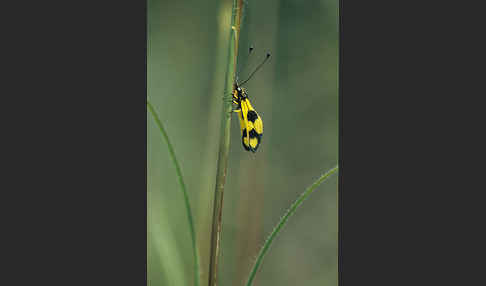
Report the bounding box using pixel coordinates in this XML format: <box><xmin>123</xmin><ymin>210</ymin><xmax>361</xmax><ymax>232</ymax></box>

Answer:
<box><xmin>238</xmin><ymin>98</ymin><xmax>263</xmax><ymax>152</ymax></box>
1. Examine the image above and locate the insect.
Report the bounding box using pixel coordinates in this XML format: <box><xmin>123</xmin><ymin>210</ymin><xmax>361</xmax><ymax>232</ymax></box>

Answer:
<box><xmin>232</xmin><ymin>48</ymin><xmax>270</xmax><ymax>152</ymax></box>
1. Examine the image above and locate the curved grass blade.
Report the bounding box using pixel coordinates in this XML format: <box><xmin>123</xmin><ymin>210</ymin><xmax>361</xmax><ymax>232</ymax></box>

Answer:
<box><xmin>147</xmin><ymin>100</ymin><xmax>200</xmax><ymax>286</ymax></box>
<box><xmin>245</xmin><ymin>165</ymin><xmax>339</xmax><ymax>286</ymax></box>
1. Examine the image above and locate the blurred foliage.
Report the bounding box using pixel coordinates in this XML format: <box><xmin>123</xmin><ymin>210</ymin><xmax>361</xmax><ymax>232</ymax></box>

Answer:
<box><xmin>147</xmin><ymin>0</ymin><xmax>338</xmax><ymax>285</ymax></box>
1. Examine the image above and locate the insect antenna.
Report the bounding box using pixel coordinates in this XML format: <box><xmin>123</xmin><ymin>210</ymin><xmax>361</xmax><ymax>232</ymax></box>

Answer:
<box><xmin>239</xmin><ymin>52</ymin><xmax>271</xmax><ymax>86</ymax></box>
<box><xmin>236</xmin><ymin>45</ymin><xmax>255</xmax><ymax>84</ymax></box>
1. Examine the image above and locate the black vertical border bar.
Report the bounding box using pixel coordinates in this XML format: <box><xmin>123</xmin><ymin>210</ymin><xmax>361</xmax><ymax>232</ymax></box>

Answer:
<box><xmin>5</xmin><ymin>0</ymin><xmax>145</xmax><ymax>284</ymax></box>
<box><xmin>338</xmin><ymin>0</ymin><xmax>486</xmax><ymax>285</ymax></box>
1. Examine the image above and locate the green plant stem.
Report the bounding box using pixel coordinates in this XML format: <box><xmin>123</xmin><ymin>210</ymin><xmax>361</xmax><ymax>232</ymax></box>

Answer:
<box><xmin>245</xmin><ymin>165</ymin><xmax>339</xmax><ymax>286</ymax></box>
<box><xmin>147</xmin><ymin>100</ymin><xmax>200</xmax><ymax>286</ymax></box>
<box><xmin>208</xmin><ymin>1</ymin><xmax>244</xmax><ymax>286</ymax></box>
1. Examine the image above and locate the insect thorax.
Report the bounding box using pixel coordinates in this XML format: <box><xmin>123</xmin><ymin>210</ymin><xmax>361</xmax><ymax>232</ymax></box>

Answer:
<box><xmin>235</xmin><ymin>85</ymin><xmax>247</xmax><ymax>100</ymax></box>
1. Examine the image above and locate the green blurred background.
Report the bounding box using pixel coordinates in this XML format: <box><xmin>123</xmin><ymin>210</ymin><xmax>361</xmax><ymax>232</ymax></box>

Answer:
<box><xmin>147</xmin><ymin>0</ymin><xmax>338</xmax><ymax>285</ymax></box>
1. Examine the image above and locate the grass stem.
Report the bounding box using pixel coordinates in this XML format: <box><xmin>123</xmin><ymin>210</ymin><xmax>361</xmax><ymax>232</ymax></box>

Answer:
<box><xmin>207</xmin><ymin>1</ymin><xmax>244</xmax><ymax>285</ymax></box>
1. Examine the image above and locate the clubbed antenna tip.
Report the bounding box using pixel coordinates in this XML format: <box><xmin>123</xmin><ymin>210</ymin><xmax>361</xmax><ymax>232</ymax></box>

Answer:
<box><xmin>239</xmin><ymin>51</ymin><xmax>272</xmax><ymax>86</ymax></box>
